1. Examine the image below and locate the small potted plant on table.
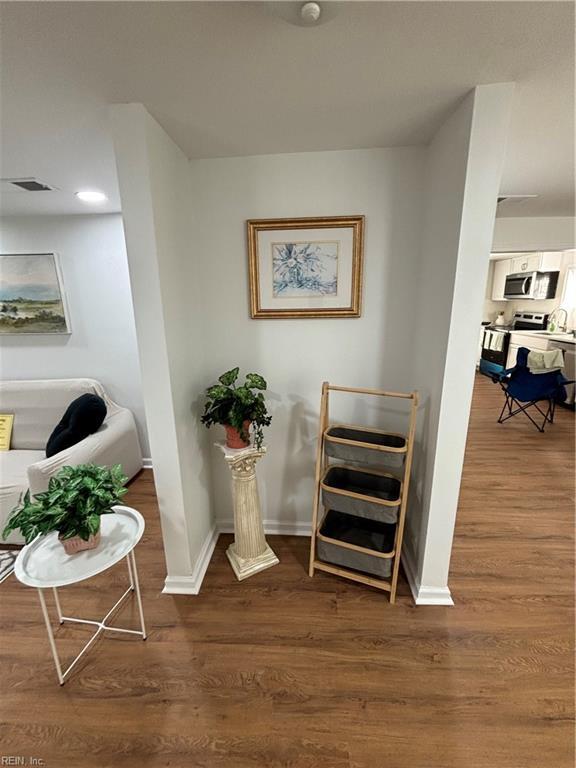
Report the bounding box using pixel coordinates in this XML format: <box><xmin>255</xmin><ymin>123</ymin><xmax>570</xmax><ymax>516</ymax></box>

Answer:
<box><xmin>2</xmin><ymin>463</ymin><xmax>128</xmax><ymax>554</ymax></box>
<box><xmin>201</xmin><ymin>367</ymin><xmax>272</xmax><ymax>449</ymax></box>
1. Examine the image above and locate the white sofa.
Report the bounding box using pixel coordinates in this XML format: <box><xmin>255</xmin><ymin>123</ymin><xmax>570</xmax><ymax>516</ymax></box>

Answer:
<box><xmin>0</xmin><ymin>378</ymin><xmax>143</xmax><ymax>544</ymax></box>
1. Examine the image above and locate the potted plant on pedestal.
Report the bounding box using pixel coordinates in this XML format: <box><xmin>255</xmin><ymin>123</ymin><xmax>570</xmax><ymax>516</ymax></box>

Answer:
<box><xmin>201</xmin><ymin>367</ymin><xmax>272</xmax><ymax>449</ymax></box>
<box><xmin>2</xmin><ymin>463</ymin><xmax>128</xmax><ymax>554</ymax></box>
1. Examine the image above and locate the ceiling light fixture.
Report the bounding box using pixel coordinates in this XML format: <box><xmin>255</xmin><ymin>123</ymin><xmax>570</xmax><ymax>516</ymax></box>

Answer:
<box><xmin>300</xmin><ymin>2</ymin><xmax>321</xmax><ymax>24</ymax></box>
<box><xmin>268</xmin><ymin>2</ymin><xmax>337</xmax><ymax>28</ymax></box>
<box><xmin>76</xmin><ymin>190</ymin><xmax>107</xmax><ymax>204</ymax></box>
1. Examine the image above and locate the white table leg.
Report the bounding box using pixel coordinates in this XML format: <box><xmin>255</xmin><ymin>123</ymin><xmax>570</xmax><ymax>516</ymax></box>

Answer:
<box><xmin>36</xmin><ymin>546</ymin><xmax>147</xmax><ymax>685</ymax></box>
<box><xmin>129</xmin><ymin>549</ymin><xmax>147</xmax><ymax>639</ymax></box>
<box><xmin>126</xmin><ymin>553</ymin><xmax>135</xmax><ymax>589</ymax></box>
<box><xmin>37</xmin><ymin>589</ymin><xmax>64</xmax><ymax>686</ymax></box>
<box><xmin>52</xmin><ymin>587</ymin><xmax>64</xmax><ymax>624</ymax></box>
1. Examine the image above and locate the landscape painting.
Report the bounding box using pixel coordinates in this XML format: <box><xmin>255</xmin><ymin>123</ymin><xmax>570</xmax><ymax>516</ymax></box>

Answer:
<box><xmin>0</xmin><ymin>253</ymin><xmax>70</xmax><ymax>334</ymax></box>
<box><xmin>272</xmin><ymin>241</ymin><xmax>338</xmax><ymax>297</ymax></box>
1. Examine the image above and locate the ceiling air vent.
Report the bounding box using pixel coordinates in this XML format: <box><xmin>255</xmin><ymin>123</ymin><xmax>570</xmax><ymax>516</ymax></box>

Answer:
<box><xmin>1</xmin><ymin>177</ymin><xmax>58</xmax><ymax>192</ymax></box>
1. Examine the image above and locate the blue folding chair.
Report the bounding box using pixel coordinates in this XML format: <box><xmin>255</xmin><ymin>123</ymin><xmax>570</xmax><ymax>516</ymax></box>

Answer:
<box><xmin>492</xmin><ymin>347</ymin><xmax>574</xmax><ymax>432</ymax></box>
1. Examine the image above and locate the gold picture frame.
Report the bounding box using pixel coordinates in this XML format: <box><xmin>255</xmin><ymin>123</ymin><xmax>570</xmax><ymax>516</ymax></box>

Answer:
<box><xmin>247</xmin><ymin>216</ymin><xmax>364</xmax><ymax>319</ymax></box>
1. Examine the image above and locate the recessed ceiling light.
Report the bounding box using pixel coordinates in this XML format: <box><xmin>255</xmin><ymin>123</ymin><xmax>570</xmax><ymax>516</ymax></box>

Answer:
<box><xmin>76</xmin><ymin>190</ymin><xmax>107</xmax><ymax>204</ymax></box>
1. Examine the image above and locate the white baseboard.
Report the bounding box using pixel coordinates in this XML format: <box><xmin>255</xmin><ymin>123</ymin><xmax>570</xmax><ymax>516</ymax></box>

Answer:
<box><xmin>412</xmin><ymin>585</ymin><xmax>454</xmax><ymax>606</ymax></box>
<box><xmin>162</xmin><ymin>525</ymin><xmax>219</xmax><ymax>595</ymax></box>
<box><xmin>162</xmin><ymin>519</ymin><xmax>309</xmax><ymax>595</ymax></box>
<box><xmin>142</xmin><ymin>457</ymin><xmax>153</xmax><ymax>469</ymax></box>
<box><xmin>401</xmin><ymin>544</ymin><xmax>454</xmax><ymax>606</ymax></box>
<box><xmin>162</xmin><ymin>520</ymin><xmax>453</xmax><ymax>605</ymax></box>
<box><xmin>216</xmin><ymin>519</ymin><xmax>311</xmax><ymax>536</ymax></box>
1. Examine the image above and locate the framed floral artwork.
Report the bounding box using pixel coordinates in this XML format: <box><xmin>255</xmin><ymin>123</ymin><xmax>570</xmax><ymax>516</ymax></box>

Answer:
<box><xmin>247</xmin><ymin>216</ymin><xmax>364</xmax><ymax>318</ymax></box>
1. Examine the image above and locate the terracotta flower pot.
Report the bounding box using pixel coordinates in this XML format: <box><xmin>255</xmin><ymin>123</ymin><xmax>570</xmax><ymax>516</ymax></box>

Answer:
<box><xmin>224</xmin><ymin>421</ymin><xmax>251</xmax><ymax>449</ymax></box>
<box><xmin>59</xmin><ymin>529</ymin><xmax>101</xmax><ymax>555</ymax></box>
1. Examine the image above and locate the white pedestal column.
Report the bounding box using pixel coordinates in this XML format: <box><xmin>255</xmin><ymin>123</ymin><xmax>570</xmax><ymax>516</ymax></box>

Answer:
<box><xmin>216</xmin><ymin>443</ymin><xmax>279</xmax><ymax>581</ymax></box>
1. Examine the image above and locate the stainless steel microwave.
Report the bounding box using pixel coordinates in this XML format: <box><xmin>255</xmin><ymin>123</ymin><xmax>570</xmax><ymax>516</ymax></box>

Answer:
<box><xmin>504</xmin><ymin>271</ymin><xmax>559</xmax><ymax>300</ymax></box>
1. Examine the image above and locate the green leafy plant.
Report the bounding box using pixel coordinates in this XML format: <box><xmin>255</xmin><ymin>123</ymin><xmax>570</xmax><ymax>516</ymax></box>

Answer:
<box><xmin>201</xmin><ymin>367</ymin><xmax>272</xmax><ymax>449</ymax></box>
<box><xmin>2</xmin><ymin>464</ymin><xmax>128</xmax><ymax>544</ymax></box>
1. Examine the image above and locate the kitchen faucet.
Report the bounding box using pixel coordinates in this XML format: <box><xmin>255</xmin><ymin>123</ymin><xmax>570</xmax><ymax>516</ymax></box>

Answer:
<box><xmin>547</xmin><ymin>307</ymin><xmax>568</xmax><ymax>333</ymax></box>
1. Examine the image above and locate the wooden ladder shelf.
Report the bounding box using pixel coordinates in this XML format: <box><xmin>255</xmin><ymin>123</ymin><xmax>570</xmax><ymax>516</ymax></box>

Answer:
<box><xmin>308</xmin><ymin>383</ymin><xmax>419</xmax><ymax>603</ymax></box>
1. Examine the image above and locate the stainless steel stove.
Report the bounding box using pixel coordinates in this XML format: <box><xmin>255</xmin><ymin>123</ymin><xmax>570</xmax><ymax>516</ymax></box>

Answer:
<box><xmin>480</xmin><ymin>312</ymin><xmax>548</xmax><ymax>376</ymax></box>
<box><xmin>488</xmin><ymin>312</ymin><xmax>549</xmax><ymax>332</ymax></box>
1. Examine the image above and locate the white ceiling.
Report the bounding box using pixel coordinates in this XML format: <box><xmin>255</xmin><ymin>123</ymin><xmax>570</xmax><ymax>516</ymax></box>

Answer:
<box><xmin>0</xmin><ymin>1</ymin><xmax>573</xmax><ymax>218</ymax></box>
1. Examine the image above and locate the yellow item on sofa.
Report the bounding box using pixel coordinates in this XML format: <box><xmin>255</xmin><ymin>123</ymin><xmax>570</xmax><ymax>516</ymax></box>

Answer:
<box><xmin>0</xmin><ymin>414</ymin><xmax>14</xmax><ymax>451</ymax></box>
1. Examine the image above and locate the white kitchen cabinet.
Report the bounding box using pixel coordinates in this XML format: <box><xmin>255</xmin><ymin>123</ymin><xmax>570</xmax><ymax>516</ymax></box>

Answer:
<box><xmin>539</xmin><ymin>252</ymin><xmax>563</xmax><ymax>272</ymax></box>
<box><xmin>507</xmin><ymin>332</ymin><xmax>555</xmax><ymax>368</ymax></box>
<box><xmin>491</xmin><ymin>259</ymin><xmax>510</xmax><ymax>300</ymax></box>
<box><xmin>549</xmin><ymin>341</ymin><xmax>575</xmax><ymax>405</ymax></box>
<box><xmin>510</xmin><ymin>252</ymin><xmax>562</xmax><ymax>274</ymax></box>
<box><xmin>510</xmin><ymin>253</ymin><xmax>540</xmax><ymax>274</ymax></box>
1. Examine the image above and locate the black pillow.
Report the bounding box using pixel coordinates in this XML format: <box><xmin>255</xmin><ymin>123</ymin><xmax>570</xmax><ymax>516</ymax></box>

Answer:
<box><xmin>46</xmin><ymin>393</ymin><xmax>107</xmax><ymax>458</ymax></box>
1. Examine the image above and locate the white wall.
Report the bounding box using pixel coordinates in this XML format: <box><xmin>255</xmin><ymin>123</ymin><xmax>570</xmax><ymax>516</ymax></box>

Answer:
<box><xmin>0</xmin><ymin>214</ymin><xmax>149</xmax><ymax>454</ymax></box>
<box><xmin>112</xmin><ymin>88</ymin><xmax>513</xmax><ymax>602</ymax></box>
<box><xmin>482</xmin><ymin>260</ymin><xmax>508</xmax><ymax>323</ymax></box>
<box><xmin>407</xmin><ymin>84</ymin><xmax>514</xmax><ymax>603</ymax></box>
<box><xmin>189</xmin><ymin>148</ymin><xmax>425</xmax><ymax>530</ymax></box>
<box><xmin>493</xmin><ymin>217</ymin><xmax>575</xmax><ymax>252</ymax></box>
<box><xmin>111</xmin><ymin>104</ymin><xmax>214</xmax><ymax>593</ymax></box>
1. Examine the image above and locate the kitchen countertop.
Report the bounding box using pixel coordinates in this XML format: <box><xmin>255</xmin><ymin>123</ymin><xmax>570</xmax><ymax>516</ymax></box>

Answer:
<box><xmin>511</xmin><ymin>330</ymin><xmax>576</xmax><ymax>345</ymax></box>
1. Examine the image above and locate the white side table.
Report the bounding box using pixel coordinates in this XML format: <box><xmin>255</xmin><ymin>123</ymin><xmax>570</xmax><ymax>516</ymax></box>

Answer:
<box><xmin>14</xmin><ymin>505</ymin><xmax>147</xmax><ymax>685</ymax></box>
<box><xmin>216</xmin><ymin>442</ymin><xmax>279</xmax><ymax>580</ymax></box>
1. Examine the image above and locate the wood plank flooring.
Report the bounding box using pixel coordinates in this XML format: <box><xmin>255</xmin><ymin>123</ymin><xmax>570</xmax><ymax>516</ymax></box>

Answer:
<box><xmin>1</xmin><ymin>374</ymin><xmax>573</xmax><ymax>767</ymax></box>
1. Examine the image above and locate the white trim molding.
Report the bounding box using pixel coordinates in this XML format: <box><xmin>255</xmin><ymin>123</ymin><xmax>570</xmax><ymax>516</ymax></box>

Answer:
<box><xmin>401</xmin><ymin>544</ymin><xmax>454</xmax><ymax>606</ymax></box>
<box><xmin>162</xmin><ymin>520</ymin><xmax>454</xmax><ymax>604</ymax></box>
<box><xmin>162</xmin><ymin>519</ymin><xmax>310</xmax><ymax>595</ymax></box>
<box><xmin>142</xmin><ymin>458</ymin><xmax>153</xmax><ymax>469</ymax></box>
<box><xmin>162</xmin><ymin>525</ymin><xmax>219</xmax><ymax>595</ymax></box>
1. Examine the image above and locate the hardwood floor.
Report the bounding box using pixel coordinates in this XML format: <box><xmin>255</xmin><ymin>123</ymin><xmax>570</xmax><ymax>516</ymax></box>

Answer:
<box><xmin>1</xmin><ymin>374</ymin><xmax>573</xmax><ymax>768</ymax></box>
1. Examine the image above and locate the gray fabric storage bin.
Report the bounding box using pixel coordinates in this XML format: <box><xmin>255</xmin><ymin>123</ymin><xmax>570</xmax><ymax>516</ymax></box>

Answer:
<box><xmin>321</xmin><ymin>466</ymin><xmax>401</xmax><ymax>524</ymax></box>
<box><xmin>317</xmin><ymin>509</ymin><xmax>395</xmax><ymax>578</ymax></box>
<box><xmin>324</xmin><ymin>425</ymin><xmax>406</xmax><ymax>469</ymax></box>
